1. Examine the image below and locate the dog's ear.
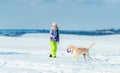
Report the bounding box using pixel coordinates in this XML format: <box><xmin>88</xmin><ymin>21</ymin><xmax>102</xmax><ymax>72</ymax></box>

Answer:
<box><xmin>72</xmin><ymin>45</ymin><xmax>75</xmax><ymax>49</ymax></box>
<box><xmin>69</xmin><ymin>45</ymin><xmax>75</xmax><ymax>50</ymax></box>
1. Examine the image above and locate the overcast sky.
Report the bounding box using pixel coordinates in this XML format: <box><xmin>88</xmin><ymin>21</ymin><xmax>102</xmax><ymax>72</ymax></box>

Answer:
<box><xmin>0</xmin><ymin>0</ymin><xmax>120</xmax><ymax>30</ymax></box>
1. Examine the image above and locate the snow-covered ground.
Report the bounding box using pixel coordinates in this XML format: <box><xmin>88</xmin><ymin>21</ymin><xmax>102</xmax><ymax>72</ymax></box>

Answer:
<box><xmin>0</xmin><ymin>33</ymin><xmax>120</xmax><ymax>73</ymax></box>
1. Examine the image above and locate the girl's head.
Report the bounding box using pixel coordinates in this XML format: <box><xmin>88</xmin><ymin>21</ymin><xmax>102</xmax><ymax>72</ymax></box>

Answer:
<box><xmin>52</xmin><ymin>22</ymin><xmax>57</xmax><ymax>29</ymax></box>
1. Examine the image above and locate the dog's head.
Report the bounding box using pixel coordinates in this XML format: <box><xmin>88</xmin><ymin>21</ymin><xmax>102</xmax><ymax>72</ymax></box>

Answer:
<box><xmin>67</xmin><ymin>45</ymin><xmax>75</xmax><ymax>53</ymax></box>
<box><xmin>68</xmin><ymin>45</ymin><xmax>75</xmax><ymax>50</ymax></box>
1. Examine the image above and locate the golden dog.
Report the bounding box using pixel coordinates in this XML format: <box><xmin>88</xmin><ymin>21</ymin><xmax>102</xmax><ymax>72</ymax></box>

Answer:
<box><xmin>67</xmin><ymin>43</ymin><xmax>95</xmax><ymax>60</ymax></box>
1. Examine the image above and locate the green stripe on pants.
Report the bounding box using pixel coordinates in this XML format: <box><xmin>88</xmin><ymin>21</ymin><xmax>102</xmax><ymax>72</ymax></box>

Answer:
<box><xmin>50</xmin><ymin>40</ymin><xmax>57</xmax><ymax>58</ymax></box>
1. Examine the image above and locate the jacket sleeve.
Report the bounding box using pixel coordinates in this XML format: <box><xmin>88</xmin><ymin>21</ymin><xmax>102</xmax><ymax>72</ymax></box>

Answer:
<box><xmin>57</xmin><ymin>28</ymin><xmax>60</xmax><ymax>42</ymax></box>
<box><xmin>50</xmin><ymin>29</ymin><xmax>53</xmax><ymax>40</ymax></box>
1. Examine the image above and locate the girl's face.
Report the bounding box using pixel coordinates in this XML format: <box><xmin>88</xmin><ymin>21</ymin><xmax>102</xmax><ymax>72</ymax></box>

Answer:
<box><xmin>52</xmin><ymin>22</ymin><xmax>57</xmax><ymax>29</ymax></box>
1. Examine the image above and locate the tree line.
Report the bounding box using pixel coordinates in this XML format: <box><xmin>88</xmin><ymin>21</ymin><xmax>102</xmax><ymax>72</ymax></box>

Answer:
<box><xmin>0</xmin><ymin>28</ymin><xmax>120</xmax><ymax>37</ymax></box>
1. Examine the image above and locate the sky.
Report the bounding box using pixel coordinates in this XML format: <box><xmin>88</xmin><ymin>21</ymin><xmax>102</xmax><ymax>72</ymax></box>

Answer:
<box><xmin>0</xmin><ymin>0</ymin><xmax>120</xmax><ymax>30</ymax></box>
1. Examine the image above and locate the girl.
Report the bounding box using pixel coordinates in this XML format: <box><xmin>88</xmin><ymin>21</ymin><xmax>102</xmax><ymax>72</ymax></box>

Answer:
<box><xmin>49</xmin><ymin>22</ymin><xmax>59</xmax><ymax>58</ymax></box>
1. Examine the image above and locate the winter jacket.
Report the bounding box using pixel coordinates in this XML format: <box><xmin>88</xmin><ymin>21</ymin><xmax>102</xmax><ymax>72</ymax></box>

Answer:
<box><xmin>50</xmin><ymin>27</ymin><xmax>59</xmax><ymax>42</ymax></box>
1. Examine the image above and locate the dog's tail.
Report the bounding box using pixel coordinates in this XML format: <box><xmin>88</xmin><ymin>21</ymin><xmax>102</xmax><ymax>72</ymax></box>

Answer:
<box><xmin>87</xmin><ymin>43</ymin><xmax>95</xmax><ymax>50</ymax></box>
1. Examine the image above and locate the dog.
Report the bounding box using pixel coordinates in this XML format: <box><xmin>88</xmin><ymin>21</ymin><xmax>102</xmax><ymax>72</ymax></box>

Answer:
<box><xmin>67</xmin><ymin>43</ymin><xmax>95</xmax><ymax>60</ymax></box>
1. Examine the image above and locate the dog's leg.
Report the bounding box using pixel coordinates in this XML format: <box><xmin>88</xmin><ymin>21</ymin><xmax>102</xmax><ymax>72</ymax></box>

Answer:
<box><xmin>76</xmin><ymin>55</ymin><xmax>79</xmax><ymax>60</ymax></box>
<box><xmin>87</xmin><ymin>53</ymin><xmax>92</xmax><ymax>60</ymax></box>
<box><xmin>88</xmin><ymin>55</ymin><xmax>92</xmax><ymax>60</ymax></box>
<box><xmin>74</xmin><ymin>55</ymin><xmax>76</xmax><ymax>59</ymax></box>
<box><xmin>83</xmin><ymin>53</ymin><xmax>86</xmax><ymax>60</ymax></box>
<box><xmin>74</xmin><ymin>55</ymin><xmax>77</xmax><ymax>60</ymax></box>
<box><xmin>74</xmin><ymin>55</ymin><xmax>78</xmax><ymax>60</ymax></box>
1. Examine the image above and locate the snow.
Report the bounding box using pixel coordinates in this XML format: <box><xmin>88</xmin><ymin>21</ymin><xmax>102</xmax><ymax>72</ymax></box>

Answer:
<box><xmin>0</xmin><ymin>33</ymin><xmax>120</xmax><ymax>73</ymax></box>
